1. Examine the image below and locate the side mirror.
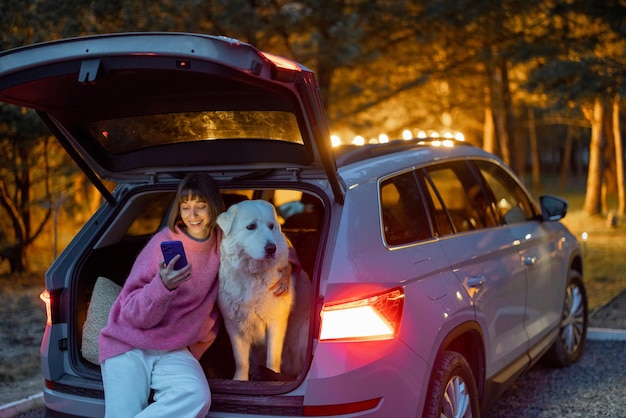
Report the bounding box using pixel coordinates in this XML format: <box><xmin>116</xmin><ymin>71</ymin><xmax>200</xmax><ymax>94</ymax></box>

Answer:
<box><xmin>539</xmin><ymin>195</ymin><xmax>568</xmax><ymax>221</ymax></box>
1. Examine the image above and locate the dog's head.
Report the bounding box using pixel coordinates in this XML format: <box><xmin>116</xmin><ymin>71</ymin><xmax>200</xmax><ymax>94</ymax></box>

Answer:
<box><xmin>217</xmin><ymin>200</ymin><xmax>289</xmax><ymax>266</ymax></box>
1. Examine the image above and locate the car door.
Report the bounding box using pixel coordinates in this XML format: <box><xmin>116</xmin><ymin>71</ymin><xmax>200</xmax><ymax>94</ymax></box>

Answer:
<box><xmin>420</xmin><ymin>160</ymin><xmax>530</xmax><ymax>378</ymax></box>
<box><xmin>474</xmin><ymin>160</ymin><xmax>564</xmax><ymax>358</ymax></box>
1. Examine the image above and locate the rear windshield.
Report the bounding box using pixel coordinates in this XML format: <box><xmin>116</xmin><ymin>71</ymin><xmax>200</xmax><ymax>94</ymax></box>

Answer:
<box><xmin>84</xmin><ymin>110</ymin><xmax>303</xmax><ymax>154</ymax></box>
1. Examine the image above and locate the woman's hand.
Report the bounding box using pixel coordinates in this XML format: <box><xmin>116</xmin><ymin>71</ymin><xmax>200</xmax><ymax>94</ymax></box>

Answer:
<box><xmin>270</xmin><ymin>262</ymin><xmax>292</xmax><ymax>296</ymax></box>
<box><xmin>159</xmin><ymin>255</ymin><xmax>192</xmax><ymax>291</ymax></box>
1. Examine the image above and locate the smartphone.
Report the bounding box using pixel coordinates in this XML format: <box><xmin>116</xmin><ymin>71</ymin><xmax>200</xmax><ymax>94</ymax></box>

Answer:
<box><xmin>160</xmin><ymin>240</ymin><xmax>188</xmax><ymax>270</ymax></box>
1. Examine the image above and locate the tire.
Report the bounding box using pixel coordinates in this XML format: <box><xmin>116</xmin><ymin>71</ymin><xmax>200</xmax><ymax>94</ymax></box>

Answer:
<box><xmin>423</xmin><ymin>350</ymin><xmax>480</xmax><ymax>418</ymax></box>
<box><xmin>542</xmin><ymin>269</ymin><xmax>588</xmax><ymax>367</ymax></box>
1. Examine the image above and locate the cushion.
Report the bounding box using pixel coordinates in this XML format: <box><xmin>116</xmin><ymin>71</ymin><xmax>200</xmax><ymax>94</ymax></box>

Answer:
<box><xmin>81</xmin><ymin>276</ymin><xmax>122</xmax><ymax>365</ymax></box>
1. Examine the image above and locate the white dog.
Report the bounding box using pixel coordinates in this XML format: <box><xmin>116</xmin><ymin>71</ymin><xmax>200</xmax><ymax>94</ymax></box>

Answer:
<box><xmin>217</xmin><ymin>199</ymin><xmax>309</xmax><ymax>381</ymax></box>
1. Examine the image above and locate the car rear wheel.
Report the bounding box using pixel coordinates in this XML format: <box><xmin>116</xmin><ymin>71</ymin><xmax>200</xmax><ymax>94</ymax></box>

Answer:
<box><xmin>423</xmin><ymin>350</ymin><xmax>479</xmax><ymax>418</ymax></box>
<box><xmin>542</xmin><ymin>269</ymin><xmax>587</xmax><ymax>367</ymax></box>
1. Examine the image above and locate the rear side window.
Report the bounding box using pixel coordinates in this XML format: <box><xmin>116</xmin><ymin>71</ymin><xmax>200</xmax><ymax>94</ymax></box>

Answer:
<box><xmin>474</xmin><ymin>160</ymin><xmax>536</xmax><ymax>224</ymax></box>
<box><xmin>423</xmin><ymin>161</ymin><xmax>498</xmax><ymax>232</ymax></box>
<box><xmin>380</xmin><ymin>171</ymin><xmax>432</xmax><ymax>246</ymax></box>
<box><xmin>422</xmin><ymin>175</ymin><xmax>454</xmax><ymax>236</ymax></box>
<box><xmin>126</xmin><ymin>192</ymin><xmax>175</xmax><ymax>236</ymax></box>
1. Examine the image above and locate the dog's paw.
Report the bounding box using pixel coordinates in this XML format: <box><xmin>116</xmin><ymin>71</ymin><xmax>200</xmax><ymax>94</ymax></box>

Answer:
<box><xmin>233</xmin><ymin>370</ymin><xmax>249</xmax><ymax>381</ymax></box>
<box><xmin>250</xmin><ymin>366</ymin><xmax>294</xmax><ymax>382</ymax></box>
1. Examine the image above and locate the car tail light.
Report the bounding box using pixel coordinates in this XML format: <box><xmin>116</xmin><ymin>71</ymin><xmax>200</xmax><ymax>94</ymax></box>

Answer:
<box><xmin>260</xmin><ymin>51</ymin><xmax>302</xmax><ymax>72</ymax></box>
<box><xmin>319</xmin><ymin>288</ymin><xmax>404</xmax><ymax>341</ymax></box>
<box><xmin>40</xmin><ymin>290</ymin><xmax>52</xmax><ymax>325</ymax></box>
<box><xmin>40</xmin><ymin>289</ymin><xmax>61</xmax><ymax>325</ymax></box>
<box><xmin>260</xmin><ymin>51</ymin><xmax>302</xmax><ymax>82</ymax></box>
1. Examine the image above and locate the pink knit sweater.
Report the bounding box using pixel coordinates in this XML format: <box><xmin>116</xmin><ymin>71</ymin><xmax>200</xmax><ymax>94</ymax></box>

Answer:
<box><xmin>99</xmin><ymin>225</ymin><xmax>221</xmax><ymax>363</ymax></box>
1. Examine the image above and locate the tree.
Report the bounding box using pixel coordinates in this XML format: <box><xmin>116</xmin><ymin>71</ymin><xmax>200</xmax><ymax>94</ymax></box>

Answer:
<box><xmin>2</xmin><ymin>0</ymin><xmax>626</xmax><ymax>273</ymax></box>
<box><xmin>612</xmin><ymin>95</ymin><xmax>625</xmax><ymax>215</ymax></box>
<box><xmin>582</xmin><ymin>98</ymin><xmax>605</xmax><ymax>215</ymax></box>
<box><xmin>525</xmin><ymin>0</ymin><xmax>626</xmax><ymax>215</ymax></box>
<box><xmin>0</xmin><ymin>107</ymin><xmax>56</xmax><ymax>271</ymax></box>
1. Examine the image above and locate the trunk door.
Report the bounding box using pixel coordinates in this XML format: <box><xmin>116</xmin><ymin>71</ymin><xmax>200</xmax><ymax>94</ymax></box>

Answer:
<box><xmin>0</xmin><ymin>32</ymin><xmax>344</xmax><ymax>204</ymax></box>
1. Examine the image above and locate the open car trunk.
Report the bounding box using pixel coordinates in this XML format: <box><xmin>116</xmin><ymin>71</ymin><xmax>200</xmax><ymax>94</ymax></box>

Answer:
<box><xmin>70</xmin><ymin>184</ymin><xmax>324</xmax><ymax>413</ymax></box>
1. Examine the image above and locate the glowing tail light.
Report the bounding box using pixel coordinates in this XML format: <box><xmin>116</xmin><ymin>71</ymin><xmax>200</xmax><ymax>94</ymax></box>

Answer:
<box><xmin>319</xmin><ymin>288</ymin><xmax>404</xmax><ymax>341</ymax></box>
<box><xmin>259</xmin><ymin>51</ymin><xmax>302</xmax><ymax>82</ymax></box>
<box><xmin>40</xmin><ymin>290</ymin><xmax>52</xmax><ymax>326</ymax></box>
<box><xmin>260</xmin><ymin>52</ymin><xmax>301</xmax><ymax>72</ymax></box>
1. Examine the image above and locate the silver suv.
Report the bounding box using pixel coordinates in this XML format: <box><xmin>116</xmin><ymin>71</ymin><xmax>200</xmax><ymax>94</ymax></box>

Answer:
<box><xmin>0</xmin><ymin>33</ymin><xmax>586</xmax><ymax>417</ymax></box>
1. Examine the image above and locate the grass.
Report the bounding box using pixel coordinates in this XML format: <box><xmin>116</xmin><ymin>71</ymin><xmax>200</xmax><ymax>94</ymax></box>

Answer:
<box><xmin>559</xmin><ymin>210</ymin><xmax>626</xmax><ymax>311</ymax></box>
<box><xmin>535</xmin><ymin>183</ymin><xmax>626</xmax><ymax>311</ymax></box>
<box><xmin>0</xmin><ymin>271</ymin><xmax>46</xmax><ymax>383</ymax></box>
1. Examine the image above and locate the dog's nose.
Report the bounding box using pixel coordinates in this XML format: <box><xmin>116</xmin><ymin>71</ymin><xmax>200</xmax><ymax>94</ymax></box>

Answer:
<box><xmin>265</xmin><ymin>242</ymin><xmax>276</xmax><ymax>256</ymax></box>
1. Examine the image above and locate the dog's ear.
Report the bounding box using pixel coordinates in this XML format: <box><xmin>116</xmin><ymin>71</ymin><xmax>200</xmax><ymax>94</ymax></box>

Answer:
<box><xmin>217</xmin><ymin>205</ymin><xmax>236</xmax><ymax>235</ymax></box>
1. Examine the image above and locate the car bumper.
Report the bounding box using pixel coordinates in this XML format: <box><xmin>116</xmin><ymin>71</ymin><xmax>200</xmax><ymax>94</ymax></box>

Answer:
<box><xmin>43</xmin><ymin>339</ymin><xmax>428</xmax><ymax>417</ymax></box>
<box><xmin>301</xmin><ymin>338</ymin><xmax>429</xmax><ymax>416</ymax></box>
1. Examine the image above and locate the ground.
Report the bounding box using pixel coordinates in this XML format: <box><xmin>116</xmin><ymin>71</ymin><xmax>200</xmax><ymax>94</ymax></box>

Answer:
<box><xmin>0</xmin><ymin>272</ymin><xmax>46</xmax><ymax>405</ymax></box>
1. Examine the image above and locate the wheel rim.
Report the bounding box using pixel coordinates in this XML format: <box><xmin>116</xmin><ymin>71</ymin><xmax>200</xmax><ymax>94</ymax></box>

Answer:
<box><xmin>560</xmin><ymin>283</ymin><xmax>585</xmax><ymax>354</ymax></box>
<box><xmin>441</xmin><ymin>374</ymin><xmax>472</xmax><ymax>418</ymax></box>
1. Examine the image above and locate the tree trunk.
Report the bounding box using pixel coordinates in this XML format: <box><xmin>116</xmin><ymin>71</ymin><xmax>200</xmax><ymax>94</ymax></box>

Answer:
<box><xmin>613</xmin><ymin>95</ymin><xmax>625</xmax><ymax>215</ymax></box>
<box><xmin>0</xmin><ymin>178</ymin><xmax>29</xmax><ymax>272</ymax></box>
<box><xmin>559</xmin><ymin>124</ymin><xmax>574</xmax><ymax>190</ymax></box>
<box><xmin>491</xmin><ymin>76</ymin><xmax>510</xmax><ymax>166</ymax></box>
<box><xmin>0</xmin><ymin>244</ymin><xmax>27</xmax><ymax>273</ymax></box>
<box><xmin>482</xmin><ymin>83</ymin><xmax>495</xmax><ymax>152</ymax></box>
<box><xmin>483</xmin><ymin>105</ymin><xmax>495</xmax><ymax>153</ymax></box>
<box><xmin>602</xmin><ymin>103</ymin><xmax>617</xmax><ymax>213</ymax></box>
<box><xmin>528</xmin><ymin>107</ymin><xmax>541</xmax><ymax>191</ymax></box>
<box><xmin>583</xmin><ymin>97</ymin><xmax>605</xmax><ymax>216</ymax></box>
<box><xmin>486</xmin><ymin>50</ymin><xmax>509</xmax><ymax>165</ymax></box>
<box><xmin>500</xmin><ymin>58</ymin><xmax>521</xmax><ymax>177</ymax></box>
<box><xmin>314</xmin><ymin>0</ymin><xmax>339</xmax><ymax>111</ymax></box>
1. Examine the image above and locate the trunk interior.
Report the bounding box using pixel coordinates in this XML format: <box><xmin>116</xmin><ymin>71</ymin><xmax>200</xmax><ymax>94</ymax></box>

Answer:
<box><xmin>71</xmin><ymin>186</ymin><xmax>323</xmax><ymax>398</ymax></box>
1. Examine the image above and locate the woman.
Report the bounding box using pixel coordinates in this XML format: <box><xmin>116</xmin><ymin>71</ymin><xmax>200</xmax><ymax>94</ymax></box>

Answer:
<box><xmin>99</xmin><ymin>173</ymin><xmax>296</xmax><ymax>417</ymax></box>
<box><xmin>99</xmin><ymin>173</ymin><xmax>224</xmax><ymax>417</ymax></box>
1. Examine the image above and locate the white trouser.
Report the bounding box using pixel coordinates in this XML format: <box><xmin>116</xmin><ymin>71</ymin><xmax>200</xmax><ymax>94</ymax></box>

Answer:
<box><xmin>101</xmin><ymin>348</ymin><xmax>211</xmax><ymax>418</ymax></box>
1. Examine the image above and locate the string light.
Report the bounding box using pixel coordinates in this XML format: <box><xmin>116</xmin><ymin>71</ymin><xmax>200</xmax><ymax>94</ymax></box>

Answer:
<box><xmin>330</xmin><ymin>130</ymin><xmax>465</xmax><ymax>147</ymax></box>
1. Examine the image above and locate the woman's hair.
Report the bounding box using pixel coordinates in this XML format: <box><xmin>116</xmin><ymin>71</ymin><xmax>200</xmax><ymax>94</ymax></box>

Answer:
<box><xmin>167</xmin><ymin>173</ymin><xmax>225</xmax><ymax>233</ymax></box>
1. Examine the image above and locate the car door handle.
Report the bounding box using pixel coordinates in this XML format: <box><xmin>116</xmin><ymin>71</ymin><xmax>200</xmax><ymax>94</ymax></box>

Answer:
<box><xmin>524</xmin><ymin>256</ymin><xmax>537</xmax><ymax>266</ymax></box>
<box><xmin>467</xmin><ymin>275</ymin><xmax>485</xmax><ymax>287</ymax></box>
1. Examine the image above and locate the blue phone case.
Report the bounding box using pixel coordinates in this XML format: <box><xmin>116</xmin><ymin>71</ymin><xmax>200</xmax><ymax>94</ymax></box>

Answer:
<box><xmin>161</xmin><ymin>240</ymin><xmax>188</xmax><ymax>270</ymax></box>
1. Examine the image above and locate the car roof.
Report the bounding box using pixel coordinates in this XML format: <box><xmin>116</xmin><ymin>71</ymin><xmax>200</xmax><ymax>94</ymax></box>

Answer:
<box><xmin>334</xmin><ymin>139</ymin><xmax>506</xmax><ymax>186</ymax></box>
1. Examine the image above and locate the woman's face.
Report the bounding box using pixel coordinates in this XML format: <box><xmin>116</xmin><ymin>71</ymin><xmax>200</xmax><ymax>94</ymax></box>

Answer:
<box><xmin>179</xmin><ymin>194</ymin><xmax>211</xmax><ymax>240</ymax></box>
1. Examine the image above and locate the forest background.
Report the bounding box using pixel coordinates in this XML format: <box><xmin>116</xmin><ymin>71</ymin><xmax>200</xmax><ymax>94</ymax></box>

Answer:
<box><xmin>0</xmin><ymin>0</ymin><xmax>625</xmax><ymax>308</ymax></box>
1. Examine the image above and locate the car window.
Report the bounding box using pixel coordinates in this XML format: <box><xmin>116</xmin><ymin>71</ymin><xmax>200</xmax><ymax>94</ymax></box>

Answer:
<box><xmin>126</xmin><ymin>192</ymin><xmax>175</xmax><ymax>236</ymax></box>
<box><xmin>84</xmin><ymin>110</ymin><xmax>304</xmax><ymax>154</ymax></box>
<box><xmin>421</xmin><ymin>174</ymin><xmax>454</xmax><ymax>236</ymax></box>
<box><xmin>380</xmin><ymin>171</ymin><xmax>432</xmax><ymax>245</ymax></box>
<box><xmin>474</xmin><ymin>160</ymin><xmax>536</xmax><ymax>224</ymax></box>
<box><xmin>423</xmin><ymin>161</ymin><xmax>497</xmax><ymax>232</ymax></box>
